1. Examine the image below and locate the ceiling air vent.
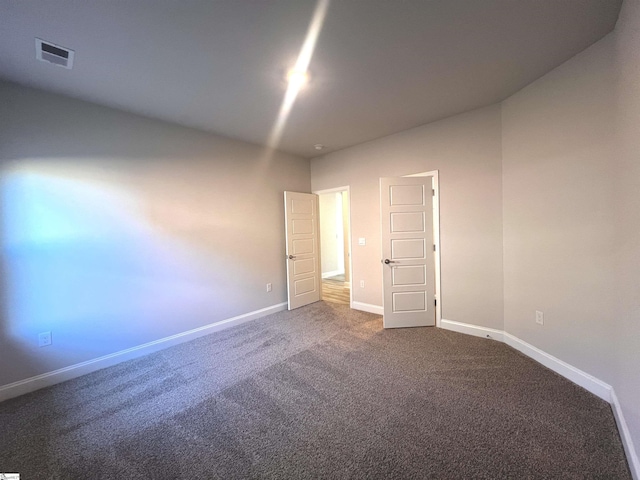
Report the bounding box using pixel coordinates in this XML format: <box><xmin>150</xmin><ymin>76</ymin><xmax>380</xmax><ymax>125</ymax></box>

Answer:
<box><xmin>35</xmin><ymin>38</ymin><xmax>74</xmax><ymax>69</ymax></box>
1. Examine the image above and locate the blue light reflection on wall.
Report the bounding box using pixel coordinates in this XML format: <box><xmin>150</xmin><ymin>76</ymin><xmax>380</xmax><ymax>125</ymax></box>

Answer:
<box><xmin>1</xmin><ymin>167</ymin><xmax>234</xmax><ymax>361</ymax></box>
<box><xmin>2</xmin><ymin>171</ymin><xmax>147</xmax><ymax>246</ymax></box>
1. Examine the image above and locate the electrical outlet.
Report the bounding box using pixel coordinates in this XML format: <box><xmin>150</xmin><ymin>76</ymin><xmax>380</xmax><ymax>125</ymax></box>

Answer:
<box><xmin>535</xmin><ymin>310</ymin><xmax>544</xmax><ymax>325</ymax></box>
<box><xmin>358</xmin><ymin>237</ymin><xmax>366</xmax><ymax>246</ymax></box>
<box><xmin>266</xmin><ymin>283</ymin><xmax>272</xmax><ymax>292</ymax></box>
<box><xmin>360</xmin><ymin>280</ymin><xmax>365</xmax><ymax>288</ymax></box>
<box><xmin>38</xmin><ymin>331</ymin><xmax>52</xmax><ymax>347</ymax></box>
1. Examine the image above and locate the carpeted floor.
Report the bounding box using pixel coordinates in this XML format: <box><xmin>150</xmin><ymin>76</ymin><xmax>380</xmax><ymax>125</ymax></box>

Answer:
<box><xmin>0</xmin><ymin>302</ymin><xmax>631</xmax><ymax>479</ymax></box>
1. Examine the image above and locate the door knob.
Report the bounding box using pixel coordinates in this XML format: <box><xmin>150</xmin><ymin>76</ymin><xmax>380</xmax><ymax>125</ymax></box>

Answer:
<box><xmin>383</xmin><ymin>259</ymin><xmax>396</xmax><ymax>264</ymax></box>
<box><xmin>288</xmin><ymin>255</ymin><xmax>296</xmax><ymax>260</ymax></box>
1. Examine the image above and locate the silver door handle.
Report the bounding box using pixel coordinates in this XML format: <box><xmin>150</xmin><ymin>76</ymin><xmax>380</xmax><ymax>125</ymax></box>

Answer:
<box><xmin>383</xmin><ymin>259</ymin><xmax>397</xmax><ymax>264</ymax></box>
<box><xmin>287</xmin><ymin>255</ymin><xmax>296</xmax><ymax>260</ymax></box>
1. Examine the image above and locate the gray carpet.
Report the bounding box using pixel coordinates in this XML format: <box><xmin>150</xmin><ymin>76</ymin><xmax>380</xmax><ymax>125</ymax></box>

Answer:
<box><xmin>0</xmin><ymin>302</ymin><xmax>631</xmax><ymax>479</ymax></box>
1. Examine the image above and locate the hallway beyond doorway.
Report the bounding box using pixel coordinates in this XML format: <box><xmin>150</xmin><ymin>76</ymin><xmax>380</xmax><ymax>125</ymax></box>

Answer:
<box><xmin>322</xmin><ymin>275</ymin><xmax>350</xmax><ymax>305</ymax></box>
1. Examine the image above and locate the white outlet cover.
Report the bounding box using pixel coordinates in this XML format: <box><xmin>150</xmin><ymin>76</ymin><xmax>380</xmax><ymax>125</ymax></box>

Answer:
<box><xmin>38</xmin><ymin>331</ymin><xmax>52</xmax><ymax>347</ymax></box>
<box><xmin>358</xmin><ymin>237</ymin><xmax>366</xmax><ymax>246</ymax></box>
<box><xmin>535</xmin><ymin>311</ymin><xmax>544</xmax><ymax>325</ymax></box>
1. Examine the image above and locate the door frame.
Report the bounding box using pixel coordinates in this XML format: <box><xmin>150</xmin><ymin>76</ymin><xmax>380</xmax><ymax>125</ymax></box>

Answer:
<box><xmin>313</xmin><ymin>185</ymin><xmax>353</xmax><ymax>308</ymax></box>
<box><xmin>403</xmin><ymin>170</ymin><xmax>441</xmax><ymax>327</ymax></box>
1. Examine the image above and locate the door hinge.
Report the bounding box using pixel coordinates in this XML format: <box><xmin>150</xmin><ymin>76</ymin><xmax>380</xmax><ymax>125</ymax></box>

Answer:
<box><xmin>433</xmin><ymin>244</ymin><xmax>436</xmax><ymax>251</ymax></box>
<box><xmin>432</xmin><ymin>189</ymin><xmax>435</xmax><ymax>196</ymax></box>
<box><xmin>434</xmin><ymin>299</ymin><xmax>437</xmax><ymax>307</ymax></box>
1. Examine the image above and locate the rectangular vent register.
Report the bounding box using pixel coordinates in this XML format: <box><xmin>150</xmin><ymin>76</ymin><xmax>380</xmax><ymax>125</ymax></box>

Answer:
<box><xmin>36</xmin><ymin>38</ymin><xmax>74</xmax><ymax>69</ymax></box>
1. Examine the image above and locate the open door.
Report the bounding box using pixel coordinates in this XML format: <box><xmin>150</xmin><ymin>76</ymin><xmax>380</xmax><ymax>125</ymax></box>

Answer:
<box><xmin>284</xmin><ymin>191</ymin><xmax>321</xmax><ymax>310</ymax></box>
<box><xmin>380</xmin><ymin>177</ymin><xmax>435</xmax><ymax>328</ymax></box>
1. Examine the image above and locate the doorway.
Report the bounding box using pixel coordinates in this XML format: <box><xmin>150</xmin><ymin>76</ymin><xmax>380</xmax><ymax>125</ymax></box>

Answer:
<box><xmin>315</xmin><ymin>187</ymin><xmax>351</xmax><ymax>306</ymax></box>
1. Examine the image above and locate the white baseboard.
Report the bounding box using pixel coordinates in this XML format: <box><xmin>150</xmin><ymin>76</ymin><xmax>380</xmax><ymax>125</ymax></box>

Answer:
<box><xmin>322</xmin><ymin>270</ymin><xmax>344</xmax><ymax>279</ymax></box>
<box><xmin>502</xmin><ymin>332</ymin><xmax>612</xmax><ymax>402</ymax></box>
<box><xmin>443</xmin><ymin>320</ymin><xmax>638</xmax><ymax>477</ymax></box>
<box><xmin>0</xmin><ymin>302</ymin><xmax>288</xmax><ymax>403</ymax></box>
<box><xmin>440</xmin><ymin>318</ymin><xmax>504</xmax><ymax>342</ymax></box>
<box><xmin>352</xmin><ymin>301</ymin><xmax>383</xmax><ymax>315</ymax></box>
<box><xmin>1</xmin><ymin>303</ymin><xmax>636</xmax><ymax>478</ymax></box>
<box><xmin>611</xmin><ymin>390</ymin><xmax>640</xmax><ymax>480</ymax></box>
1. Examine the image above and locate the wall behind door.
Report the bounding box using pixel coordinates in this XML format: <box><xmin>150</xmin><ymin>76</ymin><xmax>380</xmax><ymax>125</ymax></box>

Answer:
<box><xmin>311</xmin><ymin>105</ymin><xmax>504</xmax><ymax>330</ymax></box>
<box><xmin>319</xmin><ymin>192</ymin><xmax>344</xmax><ymax>277</ymax></box>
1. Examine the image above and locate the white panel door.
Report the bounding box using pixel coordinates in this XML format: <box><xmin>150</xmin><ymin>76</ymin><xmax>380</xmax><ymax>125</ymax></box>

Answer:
<box><xmin>380</xmin><ymin>177</ymin><xmax>435</xmax><ymax>328</ymax></box>
<box><xmin>284</xmin><ymin>191</ymin><xmax>321</xmax><ymax>310</ymax></box>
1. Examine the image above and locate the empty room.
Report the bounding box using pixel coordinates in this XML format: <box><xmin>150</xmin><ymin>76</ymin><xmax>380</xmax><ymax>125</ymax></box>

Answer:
<box><xmin>1</xmin><ymin>0</ymin><xmax>639</xmax><ymax>478</ymax></box>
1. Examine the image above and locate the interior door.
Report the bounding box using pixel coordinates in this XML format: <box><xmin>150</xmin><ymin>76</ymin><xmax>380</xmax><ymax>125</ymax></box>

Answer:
<box><xmin>380</xmin><ymin>177</ymin><xmax>435</xmax><ymax>328</ymax></box>
<box><xmin>284</xmin><ymin>191</ymin><xmax>321</xmax><ymax>310</ymax></box>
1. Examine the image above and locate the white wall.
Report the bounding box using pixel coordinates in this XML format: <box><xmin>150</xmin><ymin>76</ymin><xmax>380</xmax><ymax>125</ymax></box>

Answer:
<box><xmin>0</xmin><ymin>81</ymin><xmax>310</xmax><ymax>387</ymax></box>
<box><xmin>502</xmin><ymin>0</ymin><xmax>640</xmax><ymax>464</ymax></box>
<box><xmin>1</xmin><ymin>0</ymin><xmax>638</xmax><ymax>466</ymax></box>
<box><xmin>311</xmin><ymin>105</ymin><xmax>504</xmax><ymax>329</ymax></box>
<box><xmin>501</xmin><ymin>34</ymin><xmax>616</xmax><ymax>382</ymax></box>
<box><xmin>319</xmin><ymin>193</ymin><xmax>341</xmax><ymax>275</ymax></box>
<box><xmin>312</xmin><ymin>2</ymin><xmax>639</xmax><ymax>464</ymax></box>
<box><xmin>613</xmin><ymin>0</ymin><xmax>640</xmax><ymax>462</ymax></box>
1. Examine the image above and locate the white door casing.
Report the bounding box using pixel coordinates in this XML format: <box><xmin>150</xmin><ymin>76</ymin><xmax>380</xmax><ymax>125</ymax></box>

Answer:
<box><xmin>313</xmin><ymin>185</ymin><xmax>353</xmax><ymax>307</ymax></box>
<box><xmin>284</xmin><ymin>191</ymin><xmax>321</xmax><ymax>310</ymax></box>
<box><xmin>380</xmin><ymin>177</ymin><xmax>435</xmax><ymax>328</ymax></box>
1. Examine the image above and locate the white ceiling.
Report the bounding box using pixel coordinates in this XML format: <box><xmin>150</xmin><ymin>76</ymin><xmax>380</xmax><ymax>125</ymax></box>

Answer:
<box><xmin>0</xmin><ymin>0</ymin><xmax>622</xmax><ymax>158</ymax></box>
